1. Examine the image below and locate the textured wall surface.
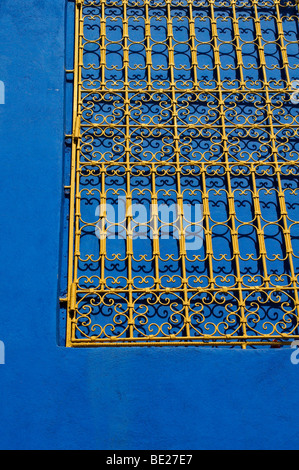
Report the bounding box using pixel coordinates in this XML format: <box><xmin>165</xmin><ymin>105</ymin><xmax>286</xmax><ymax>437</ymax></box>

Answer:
<box><xmin>0</xmin><ymin>0</ymin><xmax>299</xmax><ymax>450</ymax></box>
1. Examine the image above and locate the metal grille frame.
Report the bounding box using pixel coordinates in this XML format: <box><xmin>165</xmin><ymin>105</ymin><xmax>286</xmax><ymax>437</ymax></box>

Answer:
<box><xmin>63</xmin><ymin>0</ymin><xmax>299</xmax><ymax>347</ymax></box>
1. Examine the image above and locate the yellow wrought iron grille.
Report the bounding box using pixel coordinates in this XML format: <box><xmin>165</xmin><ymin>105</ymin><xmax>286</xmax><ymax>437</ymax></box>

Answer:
<box><xmin>65</xmin><ymin>0</ymin><xmax>299</xmax><ymax>347</ymax></box>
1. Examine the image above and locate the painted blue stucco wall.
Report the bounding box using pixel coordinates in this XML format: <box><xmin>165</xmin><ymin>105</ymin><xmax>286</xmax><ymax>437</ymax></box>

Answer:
<box><xmin>0</xmin><ymin>0</ymin><xmax>299</xmax><ymax>450</ymax></box>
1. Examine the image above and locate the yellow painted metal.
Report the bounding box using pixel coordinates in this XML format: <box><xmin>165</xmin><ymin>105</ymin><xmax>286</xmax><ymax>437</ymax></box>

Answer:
<box><xmin>65</xmin><ymin>0</ymin><xmax>299</xmax><ymax>347</ymax></box>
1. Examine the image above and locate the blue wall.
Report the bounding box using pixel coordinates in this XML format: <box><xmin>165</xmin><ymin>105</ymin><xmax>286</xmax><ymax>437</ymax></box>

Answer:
<box><xmin>0</xmin><ymin>0</ymin><xmax>299</xmax><ymax>450</ymax></box>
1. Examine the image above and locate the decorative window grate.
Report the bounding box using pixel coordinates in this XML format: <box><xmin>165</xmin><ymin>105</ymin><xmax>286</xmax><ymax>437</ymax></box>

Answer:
<box><xmin>64</xmin><ymin>0</ymin><xmax>299</xmax><ymax>347</ymax></box>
